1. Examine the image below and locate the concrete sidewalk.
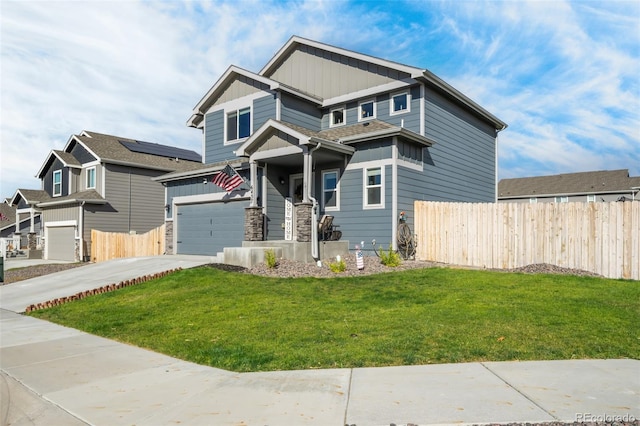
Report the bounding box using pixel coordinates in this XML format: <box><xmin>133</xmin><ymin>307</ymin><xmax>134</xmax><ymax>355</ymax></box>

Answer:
<box><xmin>1</xmin><ymin>256</ymin><xmax>638</xmax><ymax>425</ymax></box>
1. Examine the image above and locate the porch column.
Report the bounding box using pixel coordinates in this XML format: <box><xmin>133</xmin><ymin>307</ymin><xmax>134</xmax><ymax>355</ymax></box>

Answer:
<box><xmin>295</xmin><ymin>202</ymin><xmax>313</xmax><ymax>242</ymax></box>
<box><xmin>302</xmin><ymin>146</ymin><xmax>310</xmax><ymax>203</ymax></box>
<box><xmin>244</xmin><ymin>207</ymin><xmax>263</xmax><ymax>241</ymax></box>
<box><xmin>249</xmin><ymin>160</ymin><xmax>258</xmax><ymax>207</ymax></box>
<box><xmin>29</xmin><ymin>209</ymin><xmax>35</xmax><ymax>232</ymax></box>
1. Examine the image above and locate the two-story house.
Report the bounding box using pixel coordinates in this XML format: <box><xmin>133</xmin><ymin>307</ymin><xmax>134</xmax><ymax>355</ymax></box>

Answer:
<box><xmin>498</xmin><ymin>169</ymin><xmax>640</xmax><ymax>203</ymax></box>
<box><xmin>156</xmin><ymin>36</ymin><xmax>507</xmax><ymax>261</ymax></box>
<box><xmin>9</xmin><ymin>131</ymin><xmax>202</xmax><ymax>262</ymax></box>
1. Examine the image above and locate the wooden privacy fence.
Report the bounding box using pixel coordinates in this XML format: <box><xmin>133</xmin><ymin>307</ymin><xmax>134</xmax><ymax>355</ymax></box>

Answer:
<box><xmin>91</xmin><ymin>225</ymin><xmax>165</xmax><ymax>263</ymax></box>
<box><xmin>414</xmin><ymin>201</ymin><xmax>640</xmax><ymax>280</ymax></box>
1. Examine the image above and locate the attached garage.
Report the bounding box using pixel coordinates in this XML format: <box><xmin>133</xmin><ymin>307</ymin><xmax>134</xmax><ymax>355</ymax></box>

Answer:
<box><xmin>46</xmin><ymin>224</ymin><xmax>77</xmax><ymax>261</ymax></box>
<box><xmin>175</xmin><ymin>200</ymin><xmax>248</xmax><ymax>255</ymax></box>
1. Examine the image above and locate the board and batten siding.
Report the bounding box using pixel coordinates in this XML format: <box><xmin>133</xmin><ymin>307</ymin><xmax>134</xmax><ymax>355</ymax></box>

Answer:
<box><xmin>266</xmin><ymin>45</ymin><xmax>410</xmax><ymax>100</ymax></box>
<box><xmin>211</xmin><ymin>77</ymin><xmax>270</xmax><ymax>109</ymax></box>
<box><xmin>69</xmin><ymin>141</ymin><xmax>97</xmax><ymax>164</ymax></box>
<box><xmin>43</xmin><ymin>158</ymin><xmax>69</xmax><ymax>198</ymax></box>
<box><xmin>280</xmin><ymin>94</ymin><xmax>321</xmax><ymax>131</ymax></box>
<box><xmin>423</xmin><ymin>87</ymin><xmax>497</xmax><ymax>202</ymax></box>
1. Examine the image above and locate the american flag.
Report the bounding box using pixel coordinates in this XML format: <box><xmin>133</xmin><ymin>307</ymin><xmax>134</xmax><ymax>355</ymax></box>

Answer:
<box><xmin>211</xmin><ymin>165</ymin><xmax>244</xmax><ymax>192</ymax></box>
<box><xmin>0</xmin><ymin>212</ymin><xmax>8</xmax><ymax>221</ymax></box>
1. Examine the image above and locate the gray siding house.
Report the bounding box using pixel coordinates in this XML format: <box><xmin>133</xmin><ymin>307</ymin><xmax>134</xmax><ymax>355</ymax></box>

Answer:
<box><xmin>10</xmin><ymin>131</ymin><xmax>202</xmax><ymax>261</ymax></box>
<box><xmin>498</xmin><ymin>169</ymin><xmax>640</xmax><ymax>203</ymax></box>
<box><xmin>156</xmin><ymin>36</ymin><xmax>507</xmax><ymax>259</ymax></box>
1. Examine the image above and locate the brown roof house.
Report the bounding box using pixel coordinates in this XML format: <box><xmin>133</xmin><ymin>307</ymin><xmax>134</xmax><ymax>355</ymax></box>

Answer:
<box><xmin>9</xmin><ymin>131</ymin><xmax>202</xmax><ymax>261</ymax></box>
<box><xmin>498</xmin><ymin>169</ymin><xmax>640</xmax><ymax>203</ymax></box>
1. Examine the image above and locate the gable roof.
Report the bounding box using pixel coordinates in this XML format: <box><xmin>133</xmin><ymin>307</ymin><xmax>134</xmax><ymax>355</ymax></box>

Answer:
<box><xmin>10</xmin><ymin>189</ymin><xmax>52</xmax><ymax>206</ymax></box>
<box><xmin>36</xmin><ymin>150</ymin><xmax>82</xmax><ymax>179</ymax></box>
<box><xmin>498</xmin><ymin>169</ymin><xmax>640</xmax><ymax>199</ymax></box>
<box><xmin>0</xmin><ymin>203</ymin><xmax>16</xmax><ymax>228</ymax></box>
<box><xmin>35</xmin><ymin>189</ymin><xmax>106</xmax><ymax>207</ymax></box>
<box><xmin>62</xmin><ymin>131</ymin><xmax>203</xmax><ymax>173</ymax></box>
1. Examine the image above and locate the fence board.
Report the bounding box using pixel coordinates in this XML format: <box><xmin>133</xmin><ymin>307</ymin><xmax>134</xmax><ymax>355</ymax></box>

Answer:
<box><xmin>91</xmin><ymin>225</ymin><xmax>165</xmax><ymax>263</ymax></box>
<box><xmin>415</xmin><ymin>201</ymin><xmax>639</xmax><ymax>280</ymax></box>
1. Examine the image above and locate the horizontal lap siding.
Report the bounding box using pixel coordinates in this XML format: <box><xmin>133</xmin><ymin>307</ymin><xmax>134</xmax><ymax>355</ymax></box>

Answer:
<box><xmin>254</xmin><ymin>95</ymin><xmax>276</xmax><ymax>130</ymax></box>
<box><xmin>281</xmin><ymin>94</ymin><xmax>321</xmax><ymax>130</ymax></box>
<box><xmin>375</xmin><ymin>86</ymin><xmax>421</xmax><ymax>133</ymax></box>
<box><xmin>424</xmin><ymin>87</ymin><xmax>496</xmax><ymax>202</ymax></box>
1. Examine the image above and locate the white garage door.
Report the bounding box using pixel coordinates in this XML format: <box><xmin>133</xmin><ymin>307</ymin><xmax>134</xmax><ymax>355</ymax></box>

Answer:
<box><xmin>47</xmin><ymin>226</ymin><xmax>76</xmax><ymax>261</ymax></box>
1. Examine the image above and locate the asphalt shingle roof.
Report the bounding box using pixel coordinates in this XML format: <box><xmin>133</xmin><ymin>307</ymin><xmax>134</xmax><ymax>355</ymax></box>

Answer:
<box><xmin>498</xmin><ymin>169</ymin><xmax>640</xmax><ymax>198</ymax></box>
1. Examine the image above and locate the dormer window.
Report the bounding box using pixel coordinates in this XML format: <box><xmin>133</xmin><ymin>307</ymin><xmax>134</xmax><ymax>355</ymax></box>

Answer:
<box><xmin>390</xmin><ymin>92</ymin><xmax>409</xmax><ymax>115</ymax></box>
<box><xmin>226</xmin><ymin>107</ymin><xmax>251</xmax><ymax>143</ymax></box>
<box><xmin>330</xmin><ymin>107</ymin><xmax>345</xmax><ymax>127</ymax></box>
<box><xmin>86</xmin><ymin>167</ymin><xmax>96</xmax><ymax>189</ymax></box>
<box><xmin>53</xmin><ymin>170</ymin><xmax>62</xmax><ymax>197</ymax></box>
<box><xmin>359</xmin><ymin>100</ymin><xmax>375</xmax><ymax>121</ymax></box>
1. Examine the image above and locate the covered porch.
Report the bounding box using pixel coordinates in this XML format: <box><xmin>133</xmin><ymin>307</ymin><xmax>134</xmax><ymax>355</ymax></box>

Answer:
<box><xmin>236</xmin><ymin>119</ymin><xmax>354</xmax><ymax>263</ymax></box>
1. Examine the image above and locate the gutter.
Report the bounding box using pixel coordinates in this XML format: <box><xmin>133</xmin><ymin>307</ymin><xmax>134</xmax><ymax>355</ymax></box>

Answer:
<box><xmin>308</xmin><ymin>142</ymin><xmax>322</xmax><ymax>260</ymax></box>
<box><xmin>36</xmin><ymin>198</ymin><xmax>107</xmax><ymax>208</ymax></box>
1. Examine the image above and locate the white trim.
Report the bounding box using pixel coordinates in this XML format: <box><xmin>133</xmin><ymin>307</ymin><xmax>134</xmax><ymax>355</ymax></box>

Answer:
<box><xmin>329</xmin><ymin>105</ymin><xmax>345</xmax><ymax>128</ymax></box>
<box><xmin>392</xmin><ymin>138</ymin><xmax>398</xmax><ymax>250</ymax></box>
<box><xmin>172</xmin><ymin>190</ymin><xmax>250</xmax><ymax>206</ymax></box>
<box><xmin>420</xmin><ymin>84</ymin><xmax>425</xmax><ymax>136</ymax></box>
<box><xmin>358</xmin><ymin>99</ymin><xmax>376</xmax><ymax>122</ymax></box>
<box><xmin>321</xmin><ymin>169</ymin><xmax>340</xmax><ymax>211</ymax></box>
<box><xmin>397</xmin><ymin>158</ymin><xmax>423</xmax><ymax>172</ymax></box>
<box><xmin>223</xmin><ymin>106</ymin><xmax>252</xmax><ymax>146</ymax></box>
<box><xmin>45</xmin><ymin>220</ymin><xmax>77</xmax><ymax>228</ymax></box>
<box><xmin>275</xmin><ymin>92</ymin><xmax>282</xmax><ymax>121</ymax></box>
<box><xmin>390</xmin><ymin>91</ymin><xmax>410</xmax><ymax>116</ymax></box>
<box><xmin>52</xmin><ymin>169</ymin><xmax>62</xmax><ymax>197</ymax></box>
<box><xmin>345</xmin><ymin>158</ymin><xmax>393</xmax><ymax>171</ymax></box>
<box><xmin>323</xmin><ymin>79</ymin><xmax>415</xmax><ymax>109</ymax></box>
<box><xmin>83</xmin><ymin>160</ymin><xmax>100</xmax><ymax>167</ymax></box>
<box><xmin>363</xmin><ymin>166</ymin><xmax>385</xmax><ymax>210</ymax></box>
<box><xmin>250</xmin><ymin>145</ymin><xmax>303</xmax><ymax>162</ymax></box>
<box><xmin>63</xmin><ymin>135</ymin><xmax>101</xmax><ymax>165</ymax></box>
<box><xmin>86</xmin><ymin>166</ymin><xmax>96</xmax><ymax>189</ymax></box>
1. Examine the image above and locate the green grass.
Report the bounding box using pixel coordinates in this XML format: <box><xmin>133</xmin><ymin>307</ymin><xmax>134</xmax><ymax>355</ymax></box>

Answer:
<box><xmin>30</xmin><ymin>266</ymin><xmax>639</xmax><ymax>372</ymax></box>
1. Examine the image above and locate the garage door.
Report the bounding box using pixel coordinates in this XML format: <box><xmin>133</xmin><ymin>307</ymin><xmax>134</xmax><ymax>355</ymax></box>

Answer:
<box><xmin>46</xmin><ymin>226</ymin><xmax>76</xmax><ymax>261</ymax></box>
<box><xmin>176</xmin><ymin>200</ymin><xmax>248</xmax><ymax>255</ymax></box>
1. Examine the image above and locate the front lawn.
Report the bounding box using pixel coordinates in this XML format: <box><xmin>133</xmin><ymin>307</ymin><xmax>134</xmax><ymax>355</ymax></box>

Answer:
<box><xmin>30</xmin><ymin>266</ymin><xmax>639</xmax><ymax>372</ymax></box>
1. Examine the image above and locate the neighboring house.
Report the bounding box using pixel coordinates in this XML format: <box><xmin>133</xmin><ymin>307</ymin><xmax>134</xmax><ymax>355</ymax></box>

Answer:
<box><xmin>1</xmin><ymin>196</ymin><xmax>42</xmax><ymax>249</ymax></box>
<box><xmin>156</xmin><ymin>36</ymin><xmax>507</xmax><ymax>259</ymax></box>
<box><xmin>498</xmin><ymin>169</ymin><xmax>640</xmax><ymax>203</ymax></box>
<box><xmin>9</xmin><ymin>131</ymin><xmax>202</xmax><ymax>262</ymax></box>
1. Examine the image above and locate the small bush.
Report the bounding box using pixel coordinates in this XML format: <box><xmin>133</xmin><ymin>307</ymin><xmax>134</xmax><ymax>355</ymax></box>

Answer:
<box><xmin>379</xmin><ymin>244</ymin><xmax>401</xmax><ymax>267</ymax></box>
<box><xmin>329</xmin><ymin>258</ymin><xmax>347</xmax><ymax>273</ymax></box>
<box><xmin>264</xmin><ymin>249</ymin><xmax>278</xmax><ymax>269</ymax></box>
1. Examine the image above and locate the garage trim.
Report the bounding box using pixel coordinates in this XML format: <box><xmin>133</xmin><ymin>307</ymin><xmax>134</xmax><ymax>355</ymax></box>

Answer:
<box><xmin>45</xmin><ymin>220</ymin><xmax>78</xmax><ymax>261</ymax></box>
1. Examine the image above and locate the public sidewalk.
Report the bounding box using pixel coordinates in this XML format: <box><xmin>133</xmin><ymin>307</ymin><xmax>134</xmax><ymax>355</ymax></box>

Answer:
<box><xmin>1</xmin><ymin>256</ymin><xmax>638</xmax><ymax>425</ymax></box>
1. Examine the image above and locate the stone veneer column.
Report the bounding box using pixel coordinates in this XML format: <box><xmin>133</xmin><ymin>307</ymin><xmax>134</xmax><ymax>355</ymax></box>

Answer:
<box><xmin>164</xmin><ymin>221</ymin><xmax>174</xmax><ymax>254</ymax></box>
<box><xmin>27</xmin><ymin>233</ymin><xmax>37</xmax><ymax>250</ymax></box>
<box><xmin>244</xmin><ymin>207</ymin><xmax>264</xmax><ymax>241</ymax></box>
<box><xmin>295</xmin><ymin>202</ymin><xmax>313</xmax><ymax>242</ymax></box>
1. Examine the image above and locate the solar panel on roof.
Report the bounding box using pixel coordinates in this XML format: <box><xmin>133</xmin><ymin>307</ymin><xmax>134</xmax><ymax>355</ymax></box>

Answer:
<box><xmin>119</xmin><ymin>140</ymin><xmax>201</xmax><ymax>162</ymax></box>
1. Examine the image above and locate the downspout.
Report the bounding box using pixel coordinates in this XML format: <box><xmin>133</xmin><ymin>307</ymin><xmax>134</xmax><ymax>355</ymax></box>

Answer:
<box><xmin>308</xmin><ymin>142</ymin><xmax>322</xmax><ymax>260</ymax></box>
<box><xmin>79</xmin><ymin>201</ymin><xmax>85</xmax><ymax>262</ymax></box>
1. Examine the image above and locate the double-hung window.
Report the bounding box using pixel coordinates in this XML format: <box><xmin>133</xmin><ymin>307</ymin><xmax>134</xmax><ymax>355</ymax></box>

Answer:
<box><xmin>359</xmin><ymin>100</ymin><xmax>375</xmax><ymax>121</ymax></box>
<box><xmin>364</xmin><ymin>167</ymin><xmax>383</xmax><ymax>208</ymax></box>
<box><xmin>322</xmin><ymin>170</ymin><xmax>339</xmax><ymax>211</ymax></box>
<box><xmin>554</xmin><ymin>196</ymin><xmax>568</xmax><ymax>203</ymax></box>
<box><xmin>86</xmin><ymin>167</ymin><xmax>96</xmax><ymax>189</ymax></box>
<box><xmin>226</xmin><ymin>107</ymin><xmax>251</xmax><ymax>143</ymax></box>
<box><xmin>390</xmin><ymin>92</ymin><xmax>409</xmax><ymax>115</ymax></box>
<box><xmin>52</xmin><ymin>170</ymin><xmax>62</xmax><ymax>197</ymax></box>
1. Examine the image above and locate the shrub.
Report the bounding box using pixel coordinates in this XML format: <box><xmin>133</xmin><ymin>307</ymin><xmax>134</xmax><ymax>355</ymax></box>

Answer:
<box><xmin>264</xmin><ymin>249</ymin><xmax>278</xmax><ymax>269</ymax></box>
<box><xmin>379</xmin><ymin>244</ymin><xmax>401</xmax><ymax>267</ymax></box>
<box><xmin>329</xmin><ymin>258</ymin><xmax>347</xmax><ymax>273</ymax></box>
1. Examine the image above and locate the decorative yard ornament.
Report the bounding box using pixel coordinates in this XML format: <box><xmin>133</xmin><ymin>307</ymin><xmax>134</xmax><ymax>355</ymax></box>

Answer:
<box><xmin>356</xmin><ymin>242</ymin><xmax>364</xmax><ymax>270</ymax></box>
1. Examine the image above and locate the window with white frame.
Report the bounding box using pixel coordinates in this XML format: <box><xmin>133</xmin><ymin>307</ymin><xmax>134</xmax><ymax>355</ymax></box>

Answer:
<box><xmin>322</xmin><ymin>170</ymin><xmax>339</xmax><ymax>211</ymax></box>
<box><xmin>364</xmin><ymin>167</ymin><xmax>383</xmax><ymax>208</ymax></box>
<box><xmin>86</xmin><ymin>167</ymin><xmax>96</xmax><ymax>189</ymax></box>
<box><xmin>555</xmin><ymin>196</ymin><xmax>568</xmax><ymax>203</ymax></box>
<box><xmin>225</xmin><ymin>107</ymin><xmax>251</xmax><ymax>143</ymax></box>
<box><xmin>359</xmin><ymin>100</ymin><xmax>375</xmax><ymax>121</ymax></box>
<box><xmin>587</xmin><ymin>195</ymin><xmax>596</xmax><ymax>202</ymax></box>
<box><xmin>529</xmin><ymin>197</ymin><xmax>537</xmax><ymax>204</ymax></box>
<box><xmin>390</xmin><ymin>92</ymin><xmax>409</xmax><ymax>115</ymax></box>
<box><xmin>330</xmin><ymin>107</ymin><xmax>345</xmax><ymax>127</ymax></box>
<box><xmin>52</xmin><ymin>170</ymin><xmax>62</xmax><ymax>197</ymax></box>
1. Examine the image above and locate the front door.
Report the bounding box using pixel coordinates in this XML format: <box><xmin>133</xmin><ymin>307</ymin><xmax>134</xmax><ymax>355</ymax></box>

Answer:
<box><xmin>287</xmin><ymin>174</ymin><xmax>304</xmax><ymax>240</ymax></box>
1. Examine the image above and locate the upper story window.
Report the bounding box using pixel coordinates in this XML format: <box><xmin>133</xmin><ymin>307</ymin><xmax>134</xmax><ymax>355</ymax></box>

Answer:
<box><xmin>364</xmin><ymin>166</ymin><xmax>384</xmax><ymax>209</ymax></box>
<box><xmin>330</xmin><ymin>107</ymin><xmax>345</xmax><ymax>127</ymax></box>
<box><xmin>390</xmin><ymin>92</ymin><xmax>409</xmax><ymax>115</ymax></box>
<box><xmin>226</xmin><ymin>107</ymin><xmax>251</xmax><ymax>144</ymax></box>
<box><xmin>587</xmin><ymin>195</ymin><xmax>596</xmax><ymax>202</ymax></box>
<box><xmin>322</xmin><ymin>170</ymin><xmax>340</xmax><ymax>211</ymax></box>
<box><xmin>529</xmin><ymin>198</ymin><xmax>538</xmax><ymax>204</ymax></box>
<box><xmin>359</xmin><ymin>100</ymin><xmax>375</xmax><ymax>121</ymax></box>
<box><xmin>53</xmin><ymin>170</ymin><xmax>62</xmax><ymax>197</ymax></box>
<box><xmin>554</xmin><ymin>196</ymin><xmax>568</xmax><ymax>203</ymax></box>
<box><xmin>86</xmin><ymin>167</ymin><xmax>96</xmax><ymax>189</ymax></box>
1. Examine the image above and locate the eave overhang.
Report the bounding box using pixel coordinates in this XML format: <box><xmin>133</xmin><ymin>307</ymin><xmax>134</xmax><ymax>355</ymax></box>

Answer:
<box><xmin>152</xmin><ymin>159</ymin><xmax>248</xmax><ymax>183</ymax></box>
<box><xmin>35</xmin><ymin>150</ymin><xmax>82</xmax><ymax>179</ymax></box>
<box><xmin>337</xmin><ymin>127</ymin><xmax>435</xmax><ymax>147</ymax></box>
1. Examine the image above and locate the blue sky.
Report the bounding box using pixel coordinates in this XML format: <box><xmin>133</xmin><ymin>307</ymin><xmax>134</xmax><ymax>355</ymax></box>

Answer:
<box><xmin>1</xmin><ymin>0</ymin><xmax>638</xmax><ymax>198</ymax></box>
